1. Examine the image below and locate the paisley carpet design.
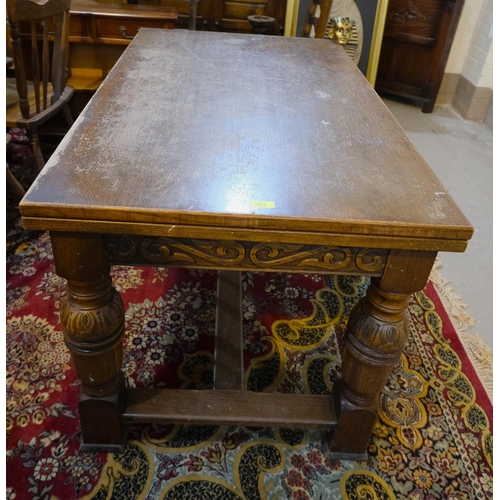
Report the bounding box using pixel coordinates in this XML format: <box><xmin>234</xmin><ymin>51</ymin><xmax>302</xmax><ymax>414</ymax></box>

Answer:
<box><xmin>6</xmin><ymin>145</ymin><xmax>493</xmax><ymax>499</ymax></box>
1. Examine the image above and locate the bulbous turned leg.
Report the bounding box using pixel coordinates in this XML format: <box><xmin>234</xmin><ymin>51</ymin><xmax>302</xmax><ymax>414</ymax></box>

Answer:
<box><xmin>326</xmin><ymin>250</ymin><xmax>436</xmax><ymax>460</ymax></box>
<box><xmin>51</xmin><ymin>232</ymin><xmax>126</xmax><ymax>452</ymax></box>
<box><xmin>327</xmin><ymin>281</ymin><xmax>409</xmax><ymax>459</ymax></box>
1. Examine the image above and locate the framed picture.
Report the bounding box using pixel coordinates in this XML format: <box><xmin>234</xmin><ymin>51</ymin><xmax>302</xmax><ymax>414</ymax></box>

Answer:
<box><xmin>291</xmin><ymin>0</ymin><xmax>388</xmax><ymax>87</ymax></box>
<box><xmin>284</xmin><ymin>0</ymin><xmax>301</xmax><ymax>38</ymax></box>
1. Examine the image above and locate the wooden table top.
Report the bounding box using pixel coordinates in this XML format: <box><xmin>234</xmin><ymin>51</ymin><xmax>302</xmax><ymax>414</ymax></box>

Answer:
<box><xmin>21</xmin><ymin>29</ymin><xmax>472</xmax><ymax>251</ymax></box>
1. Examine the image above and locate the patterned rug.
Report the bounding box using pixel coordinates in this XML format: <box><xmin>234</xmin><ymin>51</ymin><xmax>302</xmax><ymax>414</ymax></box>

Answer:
<box><xmin>6</xmin><ymin>137</ymin><xmax>493</xmax><ymax>500</ymax></box>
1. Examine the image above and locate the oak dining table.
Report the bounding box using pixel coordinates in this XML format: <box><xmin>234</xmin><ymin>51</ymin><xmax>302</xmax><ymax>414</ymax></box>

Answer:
<box><xmin>20</xmin><ymin>28</ymin><xmax>473</xmax><ymax>460</ymax></box>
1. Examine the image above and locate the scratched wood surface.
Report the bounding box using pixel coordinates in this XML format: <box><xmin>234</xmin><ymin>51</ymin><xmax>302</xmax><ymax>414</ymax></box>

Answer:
<box><xmin>20</xmin><ymin>29</ymin><xmax>472</xmax><ymax>246</ymax></box>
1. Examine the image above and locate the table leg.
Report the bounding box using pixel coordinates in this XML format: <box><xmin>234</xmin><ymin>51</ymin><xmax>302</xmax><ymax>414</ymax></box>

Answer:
<box><xmin>50</xmin><ymin>232</ymin><xmax>126</xmax><ymax>452</ymax></box>
<box><xmin>327</xmin><ymin>250</ymin><xmax>436</xmax><ymax>460</ymax></box>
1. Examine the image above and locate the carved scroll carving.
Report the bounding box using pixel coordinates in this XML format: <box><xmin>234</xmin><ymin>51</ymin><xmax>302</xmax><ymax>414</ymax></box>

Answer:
<box><xmin>103</xmin><ymin>235</ymin><xmax>389</xmax><ymax>276</ymax></box>
<box><xmin>141</xmin><ymin>238</ymin><xmax>246</xmax><ymax>266</ymax></box>
<box><xmin>355</xmin><ymin>248</ymin><xmax>386</xmax><ymax>272</ymax></box>
<box><xmin>387</xmin><ymin>2</ymin><xmax>426</xmax><ymax>22</ymax></box>
<box><xmin>249</xmin><ymin>243</ymin><xmax>352</xmax><ymax>270</ymax></box>
<box><xmin>104</xmin><ymin>235</ymin><xmax>137</xmax><ymax>261</ymax></box>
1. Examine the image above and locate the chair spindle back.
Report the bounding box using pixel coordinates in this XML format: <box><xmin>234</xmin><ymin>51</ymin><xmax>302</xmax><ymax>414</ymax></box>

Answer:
<box><xmin>302</xmin><ymin>0</ymin><xmax>334</xmax><ymax>38</ymax></box>
<box><xmin>7</xmin><ymin>0</ymin><xmax>71</xmax><ymax>120</ymax></box>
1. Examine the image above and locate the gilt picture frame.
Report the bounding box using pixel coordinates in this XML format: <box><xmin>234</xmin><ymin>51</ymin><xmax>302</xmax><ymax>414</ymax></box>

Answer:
<box><xmin>293</xmin><ymin>0</ymin><xmax>388</xmax><ymax>87</ymax></box>
<box><xmin>284</xmin><ymin>0</ymin><xmax>301</xmax><ymax>38</ymax></box>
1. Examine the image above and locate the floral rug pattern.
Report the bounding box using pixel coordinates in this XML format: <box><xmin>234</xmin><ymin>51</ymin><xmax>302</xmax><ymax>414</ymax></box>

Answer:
<box><xmin>6</xmin><ymin>138</ymin><xmax>493</xmax><ymax>499</ymax></box>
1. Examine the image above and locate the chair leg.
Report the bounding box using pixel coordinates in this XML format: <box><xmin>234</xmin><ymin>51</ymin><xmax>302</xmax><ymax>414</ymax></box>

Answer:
<box><xmin>62</xmin><ymin>105</ymin><xmax>74</xmax><ymax>127</ymax></box>
<box><xmin>6</xmin><ymin>165</ymin><xmax>26</xmax><ymax>200</ymax></box>
<box><xmin>27</xmin><ymin>129</ymin><xmax>45</xmax><ymax>173</ymax></box>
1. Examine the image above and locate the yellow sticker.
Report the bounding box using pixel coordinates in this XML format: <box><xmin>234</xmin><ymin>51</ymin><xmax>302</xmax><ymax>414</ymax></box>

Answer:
<box><xmin>252</xmin><ymin>200</ymin><xmax>275</xmax><ymax>209</ymax></box>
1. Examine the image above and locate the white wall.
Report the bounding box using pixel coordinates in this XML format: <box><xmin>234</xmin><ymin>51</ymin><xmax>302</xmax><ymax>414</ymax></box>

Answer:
<box><xmin>446</xmin><ymin>0</ymin><xmax>482</xmax><ymax>73</ymax></box>
<box><xmin>445</xmin><ymin>0</ymin><xmax>493</xmax><ymax>89</ymax></box>
<box><xmin>477</xmin><ymin>42</ymin><xmax>493</xmax><ymax>88</ymax></box>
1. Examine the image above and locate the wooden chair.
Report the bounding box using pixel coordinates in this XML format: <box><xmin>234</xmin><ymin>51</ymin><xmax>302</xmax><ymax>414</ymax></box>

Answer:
<box><xmin>6</xmin><ymin>133</ymin><xmax>27</xmax><ymax>200</ymax></box>
<box><xmin>6</xmin><ymin>0</ymin><xmax>74</xmax><ymax>173</ymax></box>
<box><xmin>302</xmin><ymin>0</ymin><xmax>334</xmax><ymax>38</ymax></box>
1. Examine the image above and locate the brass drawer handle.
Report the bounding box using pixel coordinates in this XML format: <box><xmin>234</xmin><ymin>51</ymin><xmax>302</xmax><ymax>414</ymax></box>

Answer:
<box><xmin>40</xmin><ymin>20</ymin><xmax>55</xmax><ymax>36</ymax></box>
<box><xmin>119</xmin><ymin>25</ymin><xmax>135</xmax><ymax>39</ymax></box>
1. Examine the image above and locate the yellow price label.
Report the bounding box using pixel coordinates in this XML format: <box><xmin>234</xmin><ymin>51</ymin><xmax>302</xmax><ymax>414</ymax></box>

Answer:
<box><xmin>252</xmin><ymin>200</ymin><xmax>275</xmax><ymax>209</ymax></box>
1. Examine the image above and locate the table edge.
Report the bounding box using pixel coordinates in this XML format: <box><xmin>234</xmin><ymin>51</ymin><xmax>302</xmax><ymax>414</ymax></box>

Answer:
<box><xmin>19</xmin><ymin>201</ymin><xmax>473</xmax><ymax>239</ymax></box>
<box><xmin>20</xmin><ymin>213</ymin><xmax>473</xmax><ymax>253</ymax></box>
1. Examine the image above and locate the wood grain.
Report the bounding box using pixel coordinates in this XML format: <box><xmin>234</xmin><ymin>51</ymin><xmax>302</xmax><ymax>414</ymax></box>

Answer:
<box><xmin>214</xmin><ymin>271</ymin><xmax>243</xmax><ymax>390</ymax></box>
<box><xmin>18</xmin><ymin>31</ymin><xmax>474</xmax><ymax>457</ymax></box>
<box><xmin>123</xmin><ymin>389</ymin><xmax>337</xmax><ymax>429</ymax></box>
<box><xmin>376</xmin><ymin>0</ymin><xmax>466</xmax><ymax>112</ymax></box>
<box><xmin>21</xmin><ymin>217</ymin><xmax>470</xmax><ymax>252</ymax></box>
<box><xmin>102</xmin><ymin>235</ymin><xmax>389</xmax><ymax>274</ymax></box>
<box><xmin>50</xmin><ymin>231</ymin><xmax>126</xmax><ymax>448</ymax></box>
<box><xmin>329</xmin><ymin>249</ymin><xmax>436</xmax><ymax>457</ymax></box>
<box><xmin>20</xmin><ymin>30</ymin><xmax>472</xmax><ymax>250</ymax></box>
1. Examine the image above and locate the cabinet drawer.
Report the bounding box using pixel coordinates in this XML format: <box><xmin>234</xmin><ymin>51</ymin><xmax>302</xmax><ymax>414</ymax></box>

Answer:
<box><xmin>223</xmin><ymin>1</ymin><xmax>268</xmax><ymax>19</ymax></box>
<box><xmin>384</xmin><ymin>0</ymin><xmax>441</xmax><ymax>45</ymax></box>
<box><xmin>19</xmin><ymin>16</ymin><xmax>91</xmax><ymax>40</ymax></box>
<box><xmin>94</xmin><ymin>17</ymin><xmax>175</xmax><ymax>43</ymax></box>
<box><xmin>68</xmin><ymin>15</ymin><xmax>92</xmax><ymax>41</ymax></box>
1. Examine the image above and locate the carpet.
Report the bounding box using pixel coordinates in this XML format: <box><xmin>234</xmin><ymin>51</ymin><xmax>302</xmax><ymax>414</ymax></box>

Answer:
<box><xmin>6</xmin><ymin>140</ymin><xmax>493</xmax><ymax>500</ymax></box>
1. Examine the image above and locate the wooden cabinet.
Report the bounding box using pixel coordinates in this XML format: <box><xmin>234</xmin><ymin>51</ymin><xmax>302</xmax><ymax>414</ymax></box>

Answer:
<box><xmin>375</xmin><ymin>0</ymin><xmax>465</xmax><ymax>112</ymax></box>
<box><xmin>207</xmin><ymin>0</ymin><xmax>286</xmax><ymax>34</ymax></box>
<box><xmin>18</xmin><ymin>1</ymin><xmax>177</xmax><ymax>90</ymax></box>
<box><xmin>136</xmin><ymin>0</ymin><xmax>287</xmax><ymax>34</ymax></box>
<box><xmin>20</xmin><ymin>1</ymin><xmax>177</xmax><ymax>43</ymax></box>
<box><xmin>68</xmin><ymin>1</ymin><xmax>177</xmax><ymax>43</ymax></box>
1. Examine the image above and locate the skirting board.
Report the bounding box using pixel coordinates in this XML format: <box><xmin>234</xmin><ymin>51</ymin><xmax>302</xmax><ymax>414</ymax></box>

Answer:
<box><xmin>437</xmin><ymin>73</ymin><xmax>493</xmax><ymax>123</ymax></box>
